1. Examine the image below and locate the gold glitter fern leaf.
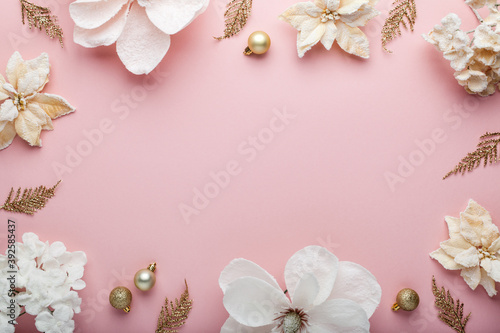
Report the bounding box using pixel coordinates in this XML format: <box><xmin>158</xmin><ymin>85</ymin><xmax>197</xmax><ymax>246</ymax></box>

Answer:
<box><xmin>444</xmin><ymin>132</ymin><xmax>500</xmax><ymax>179</ymax></box>
<box><xmin>0</xmin><ymin>180</ymin><xmax>61</xmax><ymax>215</ymax></box>
<box><xmin>156</xmin><ymin>280</ymin><xmax>193</xmax><ymax>333</ymax></box>
<box><xmin>381</xmin><ymin>0</ymin><xmax>417</xmax><ymax>53</ymax></box>
<box><xmin>19</xmin><ymin>0</ymin><xmax>64</xmax><ymax>47</ymax></box>
<box><xmin>214</xmin><ymin>0</ymin><xmax>252</xmax><ymax>40</ymax></box>
<box><xmin>432</xmin><ymin>277</ymin><xmax>470</xmax><ymax>333</ymax></box>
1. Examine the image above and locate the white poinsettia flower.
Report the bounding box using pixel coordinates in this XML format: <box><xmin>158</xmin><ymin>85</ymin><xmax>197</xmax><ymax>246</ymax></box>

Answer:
<box><xmin>0</xmin><ymin>52</ymin><xmax>75</xmax><ymax>150</ymax></box>
<box><xmin>220</xmin><ymin>246</ymin><xmax>381</xmax><ymax>332</ymax></box>
<box><xmin>431</xmin><ymin>200</ymin><xmax>500</xmax><ymax>296</ymax></box>
<box><xmin>35</xmin><ymin>308</ymin><xmax>75</xmax><ymax>333</ymax></box>
<box><xmin>279</xmin><ymin>0</ymin><xmax>380</xmax><ymax>58</ymax></box>
<box><xmin>70</xmin><ymin>0</ymin><xmax>209</xmax><ymax>75</ymax></box>
<box><xmin>465</xmin><ymin>0</ymin><xmax>497</xmax><ymax>9</ymax></box>
<box><xmin>422</xmin><ymin>13</ymin><xmax>474</xmax><ymax>71</ymax></box>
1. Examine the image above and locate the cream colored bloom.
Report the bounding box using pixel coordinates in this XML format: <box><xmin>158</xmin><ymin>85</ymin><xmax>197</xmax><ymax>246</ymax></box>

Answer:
<box><xmin>430</xmin><ymin>200</ymin><xmax>500</xmax><ymax>297</ymax></box>
<box><xmin>465</xmin><ymin>0</ymin><xmax>497</xmax><ymax>9</ymax></box>
<box><xmin>70</xmin><ymin>0</ymin><xmax>209</xmax><ymax>75</ymax></box>
<box><xmin>422</xmin><ymin>13</ymin><xmax>473</xmax><ymax>71</ymax></box>
<box><xmin>0</xmin><ymin>52</ymin><xmax>75</xmax><ymax>150</ymax></box>
<box><xmin>279</xmin><ymin>0</ymin><xmax>379</xmax><ymax>58</ymax></box>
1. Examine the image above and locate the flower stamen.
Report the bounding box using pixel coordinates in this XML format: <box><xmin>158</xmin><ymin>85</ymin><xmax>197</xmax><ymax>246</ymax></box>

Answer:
<box><xmin>275</xmin><ymin>308</ymin><xmax>309</xmax><ymax>333</ymax></box>
<box><xmin>14</xmin><ymin>93</ymin><xmax>27</xmax><ymax>111</ymax></box>
<box><xmin>321</xmin><ymin>9</ymin><xmax>338</xmax><ymax>22</ymax></box>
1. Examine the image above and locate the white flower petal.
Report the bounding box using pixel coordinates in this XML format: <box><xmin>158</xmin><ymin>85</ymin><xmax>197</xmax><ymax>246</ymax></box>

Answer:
<box><xmin>328</xmin><ymin>261</ymin><xmax>381</xmax><ymax>318</ymax></box>
<box><xmin>223</xmin><ymin>277</ymin><xmax>289</xmax><ymax>328</ymax></box>
<box><xmin>440</xmin><ymin>236</ymin><xmax>473</xmax><ymax>257</ymax></box>
<box><xmin>219</xmin><ymin>258</ymin><xmax>281</xmax><ymax>294</ymax></box>
<box><xmin>307</xmin><ymin>298</ymin><xmax>370</xmax><ymax>333</ymax></box>
<box><xmin>0</xmin><ymin>121</ymin><xmax>16</xmax><ymax>150</ymax></box>
<box><xmin>49</xmin><ymin>242</ymin><xmax>67</xmax><ymax>258</ymax></box>
<box><xmin>73</xmin><ymin>2</ymin><xmax>130</xmax><ymax>47</ymax></box>
<box><xmin>430</xmin><ymin>248</ymin><xmax>463</xmax><ymax>270</ymax></box>
<box><xmin>69</xmin><ymin>0</ymin><xmax>129</xmax><ymax>30</ymax></box>
<box><xmin>479</xmin><ymin>267</ymin><xmax>497</xmax><ymax>296</ymax></box>
<box><xmin>481</xmin><ymin>258</ymin><xmax>500</xmax><ymax>282</ymax></box>
<box><xmin>320</xmin><ymin>21</ymin><xmax>337</xmax><ymax>50</ymax></box>
<box><xmin>220</xmin><ymin>316</ymin><xmax>275</xmax><ymax>333</ymax></box>
<box><xmin>140</xmin><ymin>0</ymin><xmax>207</xmax><ymax>35</ymax></box>
<box><xmin>116</xmin><ymin>2</ymin><xmax>171</xmax><ymax>75</ymax></box>
<box><xmin>69</xmin><ymin>251</ymin><xmax>88</xmax><ymax>267</ymax></box>
<box><xmin>460</xmin><ymin>199</ymin><xmax>498</xmax><ymax>248</ymax></box>
<box><xmin>335</xmin><ymin>22</ymin><xmax>370</xmax><ymax>58</ymax></box>
<box><xmin>284</xmin><ymin>246</ymin><xmax>338</xmax><ymax>307</ymax></box>
<box><xmin>297</xmin><ymin>20</ymin><xmax>326</xmax><ymax>58</ymax></box>
<box><xmin>454</xmin><ymin>247</ymin><xmax>479</xmax><ymax>268</ymax></box>
<box><xmin>291</xmin><ymin>273</ymin><xmax>320</xmax><ymax>310</ymax></box>
<box><xmin>15</xmin><ymin>53</ymin><xmax>50</xmax><ymax>96</ymax></box>
<box><xmin>488</xmin><ymin>237</ymin><xmax>500</xmax><ymax>253</ymax></box>
<box><xmin>279</xmin><ymin>2</ymin><xmax>323</xmax><ymax>31</ymax></box>
<box><xmin>445</xmin><ymin>216</ymin><xmax>462</xmax><ymax>237</ymax></box>
<box><xmin>30</xmin><ymin>93</ymin><xmax>76</xmax><ymax>120</ymax></box>
<box><xmin>0</xmin><ymin>74</ymin><xmax>8</xmax><ymax>101</ymax></box>
<box><xmin>0</xmin><ymin>100</ymin><xmax>19</xmax><ymax>122</ymax></box>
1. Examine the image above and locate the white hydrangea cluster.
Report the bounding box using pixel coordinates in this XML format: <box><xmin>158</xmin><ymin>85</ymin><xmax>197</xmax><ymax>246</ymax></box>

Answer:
<box><xmin>0</xmin><ymin>233</ymin><xmax>87</xmax><ymax>333</ymax></box>
<box><xmin>423</xmin><ymin>1</ymin><xmax>500</xmax><ymax>96</ymax></box>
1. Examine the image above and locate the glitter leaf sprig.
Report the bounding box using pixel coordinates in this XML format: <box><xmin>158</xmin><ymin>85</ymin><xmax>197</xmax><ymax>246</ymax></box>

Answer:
<box><xmin>381</xmin><ymin>0</ymin><xmax>417</xmax><ymax>53</ymax></box>
<box><xmin>444</xmin><ymin>132</ymin><xmax>500</xmax><ymax>179</ymax></box>
<box><xmin>432</xmin><ymin>277</ymin><xmax>470</xmax><ymax>333</ymax></box>
<box><xmin>19</xmin><ymin>0</ymin><xmax>64</xmax><ymax>47</ymax></box>
<box><xmin>0</xmin><ymin>180</ymin><xmax>61</xmax><ymax>215</ymax></box>
<box><xmin>156</xmin><ymin>280</ymin><xmax>193</xmax><ymax>333</ymax></box>
<box><xmin>214</xmin><ymin>0</ymin><xmax>252</xmax><ymax>40</ymax></box>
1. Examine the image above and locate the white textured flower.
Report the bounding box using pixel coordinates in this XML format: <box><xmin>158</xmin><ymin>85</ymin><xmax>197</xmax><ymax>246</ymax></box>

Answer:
<box><xmin>474</xmin><ymin>24</ymin><xmax>500</xmax><ymax>52</ymax></box>
<box><xmin>35</xmin><ymin>307</ymin><xmax>75</xmax><ymax>333</ymax></box>
<box><xmin>465</xmin><ymin>0</ymin><xmax>497</xmax><ymax>9</ymax></box>
<box><xmin>430</xmin><ymin>200</ymin><xmax>500</xmax><ymax>297</ymax></box>
<box><xmin>0</xmin><ymin>52</ymin><xmax>75</xmax><ymax>150</ymax></box>
<box><xmin>70</xmin><ymin>0</ymin><xmax>209</xmax><ymax>75</ymax></box>
<box><xmin>0</xmin><ymin>312</ymin><xmax>15</xmax><ymax>333</ymax></box>
<box><xmin>220</xmin><ymin>246</ymin><xmax>381</xmax><ymax>332</ymax></box>
<box><xmin>0</xmin><ymin>232</ymin><xmax>86</xmax><ymax>333</ymax></box>
<box><xmin>422</xmin><ymin>13</ymin><xmax>473</xmax><ymax>71</ymax></box>
<box><xmin>279</xmin><ymin>0</ymin><xmax>380</xmax><ymax>58</ymax></box>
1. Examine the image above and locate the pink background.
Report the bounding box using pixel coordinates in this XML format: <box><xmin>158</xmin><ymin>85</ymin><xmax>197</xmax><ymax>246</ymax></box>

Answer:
<box><xmin>2</xmin><ymin>0</ymin><xmax>500</xmax><ymax>332</ymax></box>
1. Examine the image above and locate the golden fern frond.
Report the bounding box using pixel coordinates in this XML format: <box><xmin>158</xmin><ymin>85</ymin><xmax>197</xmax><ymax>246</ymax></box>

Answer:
<box><xmin>432</xmin><ymin>277</ymin><xmax>470</xmax><ymax>333</ymax></box>
<box><xmin>156</xmin><ymin>280</ymin><xmax>193</xmax><ymax>333</ymax></box>
<box><xmin>214</xmin><ymin>0</ymin><xmax>252</xmax><ymax>40</ymax></box>
<box><xmin>443</xmin><ymin>132</ymin><xmax>500</xmax><ymax>179</ymax></box>
<box><xmin>19</xmin><ymin>0</ymin><xmax>64</xmax><ymax>47</ymax></box>
<box><xmin>1</xmin><ymin>180</ymin><xmax>61</xmax><ymax>215</ymax></box>
<box><xmin>381</xmin><ymin>0</ymin><xmax>417</xmax><ymax>53</ymax></box>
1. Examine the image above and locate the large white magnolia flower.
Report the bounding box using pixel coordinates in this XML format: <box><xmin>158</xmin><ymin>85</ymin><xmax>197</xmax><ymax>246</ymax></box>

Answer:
<box><xmin>70</xmin><ymin>0</ymin><xmax>209</xmax><ymax>75</ymax></box>
<box><xmin>220</xmin><ymin>246</ymin><xmax>381</xmax><ymax>332</ymax></box>
<box><xmin>431</xmin><ymin>200</ymin><xmax>500</xmax><ymax>297</ymax></box>
<box><xmin>279</xmin><ymin>0</ymin><xmax>379</xmax><ymax>58</ymax></box>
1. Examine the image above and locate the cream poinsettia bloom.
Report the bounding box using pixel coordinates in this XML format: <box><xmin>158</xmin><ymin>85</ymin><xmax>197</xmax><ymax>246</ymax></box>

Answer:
<box><xmin>220</xmin><ymin>246</ymin><xmax>381</xmax><ymax>332</ymax></box>
<box><xmin>465</xmin><ymin>0</ymin><xmax>497</xmax><ymax>9</ymax></box>
<box><xmin>279</xmin><ymin>0</ymin><xmax>380</xmax><ymax>58</ymax></box>
<box><xmin>431</xmin><ymin>200</ymin><xmax>500</xmax><ymax>297</ymax></box>
<box><xmin>70</xmin><ymin>0</ymin><xmax>209</xmax><ymax>75</ymax></box>
<box><xmin>0</xmin><ymin>52</ymin><xmax>75</xmax><ymax>150</ymax></box>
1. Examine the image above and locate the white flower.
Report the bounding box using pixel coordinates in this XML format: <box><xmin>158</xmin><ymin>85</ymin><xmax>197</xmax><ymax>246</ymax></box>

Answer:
<box><xmin>474</xmin><ymin>24</ymin><xmax>500</xmax><ymax>53</ymax></box>
<box><xmin>0</xmin><ymin>312</ymin><xmax>15</xmax><ymax>333</ymax></box>
<box><xmin>220</xmin><ymin>246</ymin><xmax>381</xmax><ymax>332</ymax></box>
<box><xmin>279</xmin><ymin>0</ymin><xmax>380</xmax><ymax>58</ymax></box>
<box><xmin>465</xmin><ymin>0</ymin><xmax>497</xmax><ymax>10</ymax></box>
<box><xmin>422</xmin><ymin>13</ymin><xmax>473</xmax><ymax>71</ymax></box>
<box><xmin>70</xmin><ymin>0</ymin><xmax>209</xmax><ymax>75</ymax></box>
<box><xmin>0</xmin><ymin>52</ymin><xmax>75</xmax><ymax>150</ymax></box>
<box><xmin>430</xmin><ymin>200</ymin><xmax>500</xmax><ymax>296</ymax></box>
<box><xmin>35</xmin><ymin>308</ymin><xmax>75</xmax><ymax>333</ymax></box>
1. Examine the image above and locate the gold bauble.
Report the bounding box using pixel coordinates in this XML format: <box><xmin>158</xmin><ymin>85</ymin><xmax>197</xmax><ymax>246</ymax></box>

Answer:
<box><xmin>244</xmin><ymin>31</ymin><xmax>271</xmax><ymax>55</ymax></box>
<box><xmin>392</xmin><ymin>288</ymin><xmax>419</xmax><ymax>311</ymax></box>
<box><xmin>134</xmin><ymin>263</ymin><xmax>157</xmax><ymax>291</ymax></box>
<box><xmin>109</xmin><ymin>286</ymin><xmax>132</xmax><ymax>313</ymax></box>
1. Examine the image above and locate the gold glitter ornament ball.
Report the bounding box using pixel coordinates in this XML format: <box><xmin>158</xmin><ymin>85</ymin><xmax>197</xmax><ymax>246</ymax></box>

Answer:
<box><xmin>244</xmin><ymin>31</ymin><xmax>271</xmax><ymax>55</ymax></box>
<box><xmin>109</xmin><ymin>286</ymin><xmax>132</xmax><ymax>313</ymax></box>
<box><xmin>134</xmin><ymin>263</ymin><xmax>156</xmax><ymax>291</ymax></box>
<box><xmin>392</xmin><ymin>288</ymin><xmax>419</xmax><ymax>311</ymax></box>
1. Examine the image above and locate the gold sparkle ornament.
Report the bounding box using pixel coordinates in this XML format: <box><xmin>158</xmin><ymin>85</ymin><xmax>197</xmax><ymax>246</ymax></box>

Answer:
<box><xmin>156</xmin><ymin>280</ymin><xmax>193</xmax><ymax>333</ymax></box>
<box><xmin>244</xmin><ymin>31</ymin><xmax>271</xmax><ymax>55</ymax></box>
<box><xmin>134</xmin><ymin>262</ymin><xmax>157</xmax><ymax>291</ymax></box>
<box><xmin>1</xmin><ymin>181</ymin><xmax>61</xmax><ymax>215</ymax></box>
<box><xmin>109</xmin><ymin>286</ymin><xmax>132</xmax><ymax>313</ymax></box>
<box><xmin>19</xmin><ymin>0</ymin><xmax>64</xmax><ymax>47</ymax></box>
<box><xmin>381</xmin><ymin>0</ymin><xmax>417</xmax><ymax>53</ymax></box>
<box><xmin>392</xmin><ymin>288</ymin><xmax>419</xmax><ymax>311</ymax></box>
<box><xmin>215</xmin><ymin>0</ymin><xmax>253</xmax><ymax>40</ymax></box>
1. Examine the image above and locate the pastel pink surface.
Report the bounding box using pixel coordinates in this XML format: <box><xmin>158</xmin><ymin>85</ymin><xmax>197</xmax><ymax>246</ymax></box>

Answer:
<box><xmin>1</xmin><ymin>0</ymin><xmax>500</xmax><ymax>332</ymax></box>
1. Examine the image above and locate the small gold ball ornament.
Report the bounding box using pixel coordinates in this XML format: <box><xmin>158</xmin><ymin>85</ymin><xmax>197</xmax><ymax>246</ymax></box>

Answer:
<box><xmin>392</xmin><ymin>288</ymin><xmax>420</xmax><ymax>311</ymax></box>
<box><xmin>134</xmin><ymin>262</ymin><xmax>157</xmax><ymax>291</ymax></box>
<box><xmin>109</xmin><ymin>286</ymin><xmax>132</xmax><ymax>313</ymax></box>
<box><xmin>244</xmin><ymin>31</ymin><xmax>271</xmax><ymax>55</ymax></box>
